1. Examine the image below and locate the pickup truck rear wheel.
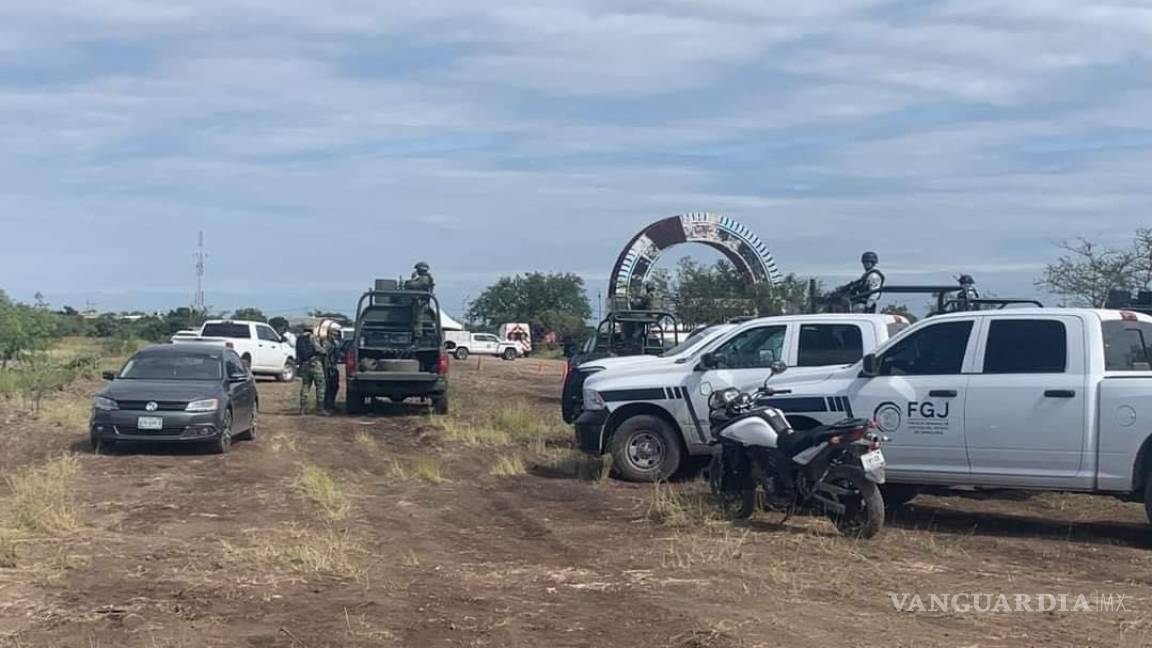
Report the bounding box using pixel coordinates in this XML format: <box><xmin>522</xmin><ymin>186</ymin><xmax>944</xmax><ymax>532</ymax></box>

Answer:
<box><xmin>609</xmin><ymin>415</ymin><xmax>683</xmax><ymax>482</ymax></box>
<box><xmin>1144</xmin><ymin>477</ymin><xmax>1152</xmax><ymax>526</ymax></box>
<box><xmin>454</xmin><ymin>348</ymin><xmax>470</xmax><ymax>361</ymax></box>
<box><xmin>432</xmin><ymin>393</ymin><xmax>449</xmax><ymax>415</ymax></box>
<box><xmin>502</xmin><ymin>348</ymin><xmax>517</xmax><ymax>361</ymax></box>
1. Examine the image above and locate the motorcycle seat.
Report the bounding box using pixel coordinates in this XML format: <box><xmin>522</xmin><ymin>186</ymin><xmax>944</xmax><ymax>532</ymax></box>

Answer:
<box><xmin>778</xmin><ymin>418</ymin><xmax>871</xmax><ymax>456</ymax></box>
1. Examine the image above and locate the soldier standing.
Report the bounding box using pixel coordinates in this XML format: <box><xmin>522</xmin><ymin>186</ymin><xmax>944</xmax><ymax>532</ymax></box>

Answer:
<box><xmin>323</xmin><ymin>329</ymin><xmax>343</xmax><ymax>415</ymax></box>
<box><xmin>852</xmin><ymin>251</ymin><xmax>886</xmax><ymax>313</ymax></box>
<box><xmin>298</xmin><ymin>329</ymin><xmax>328</xmax><ymax>415</ymax></box>
<box><xmin>405</xmin><ymin>262</ymin><xmax>435</xmax><ymax>292</ymax></box>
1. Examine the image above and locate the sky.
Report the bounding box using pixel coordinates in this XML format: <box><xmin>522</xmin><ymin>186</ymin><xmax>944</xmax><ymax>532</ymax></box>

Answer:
<box><xmin>1</xmin><ymin>0</ymin><xmax>1150</xmax><ymax>318</ymax></box>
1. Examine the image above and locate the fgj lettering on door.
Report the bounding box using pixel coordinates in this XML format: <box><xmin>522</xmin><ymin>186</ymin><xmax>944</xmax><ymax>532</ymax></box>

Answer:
<box><xmin>874</xmin><ymin>401</ymin><xmax>952</xmax><ymax>436</ymax></box>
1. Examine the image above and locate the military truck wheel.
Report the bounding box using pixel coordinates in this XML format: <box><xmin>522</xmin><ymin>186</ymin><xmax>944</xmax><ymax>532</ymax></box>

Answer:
<box><xmin>346</xmin><ymin>389</ymin><xmax>366</xmax><ymax>415</ymax></box>
<box><xmin>609</xmin><ymin>415</ymin><xmax>683</xmax><ymax>483</ymax></box>
<box><xmin>432</xmin><ymin>393</ymin><xmax>449</xmax><ymax>415</ymax></box>
<box><xmin>502</xmin><ymin>348</ymin><xmax>517</xmax><ymax>361</ymax></box>
<box><xmin>454</xmin><ymin>348</ymin><xmax>470</xmax><ymax>361</ymax></box>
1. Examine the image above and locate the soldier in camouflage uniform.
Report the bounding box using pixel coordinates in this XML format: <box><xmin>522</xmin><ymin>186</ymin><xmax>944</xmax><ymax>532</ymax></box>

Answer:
<box><xmin>298</xmin><ymin>331</ymin><xmax>328</xmax><ymax>415</ymax></box>
<box><xmin>406</xmin><ymin>262</ymin><xmax>436</xmax><ymax>338</ymax></box>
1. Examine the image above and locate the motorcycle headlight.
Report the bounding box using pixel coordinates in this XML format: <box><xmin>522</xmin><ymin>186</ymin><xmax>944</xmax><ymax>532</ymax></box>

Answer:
<box><xmin>185</xmin><ymin>398</ymin><xmax>220</xmax><ymax>413</ymax></box>
<box><xmin>583</xmin><ymin>388</ymin><xmax>606</xmax><ymax>411</ymax></box>
<box><xmin>93</xmin><ymin>396</ymin><xmax>119</xmax><ymax>411</ymax></box>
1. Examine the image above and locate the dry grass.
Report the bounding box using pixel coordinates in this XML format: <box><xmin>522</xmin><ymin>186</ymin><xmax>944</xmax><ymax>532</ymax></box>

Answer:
<box><xmin>0</xmin><ymin>529</ymin><xmax>18</xmax><ymax>568</ymax></box>
<box><xmin>489</xmin><ymin>454</ymin><xmax>527</xmax><ymax>477</ymax></box>
<box><xmin>441</xmin><ymin>397</ymin><xmax>561</xmax><ymax>454</ymax></box>
<box><xmin>440</xmin><ymin>419</ymin><xmax>512</xmax><ymax>446</ymax></box>
<box><xmin>647</xmin><ymin>481</ymin><xmax>720</xmax><ymax>528</ymax></box>
<box><xmin>252</xmin><ymin>527</ymin><xmax>368</xmax><ymax>581</ymax></box>
<box><xmin>540</xmin><ymin>449</ymin><xmax>613</xmax><ymax>482</ymax></box>
<box><xmin>267</xmin><ymin>431</ymin><xmax>299</xmax><ymax>453</ymax></box>
<box><xmin>660</xmin><ymin>529</ymin><xmax>749</xmax><ymax>570</ymax></box>
<box><xmin>35</xmin><ymin>396</ymin><xmax>91</xmax><ymax>431</ymax></box>
<box><xmin>294</xmin><ymin>465</ymin><xmax>351</xmax><ymax>521</ymax></box>
<box><xmin>4</xmin><ymin>455</ymin><xmax>81</xmax><ymax>535</ymax></box>
<box><xmin>352</xmin><ymin>429</ymin><xmax>377</xmax><ymax>450</ymax></box>
<box><xmin>390</xmin><ymin>457</ymin><xmax>446</xmax><ymax>484</ymax></box>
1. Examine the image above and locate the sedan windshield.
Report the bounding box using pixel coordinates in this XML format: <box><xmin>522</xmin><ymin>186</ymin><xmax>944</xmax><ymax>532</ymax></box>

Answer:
<box><xmin>119</xmin><ymin>354</ymin><xmax>222</xmax><ymax>381</ymax></box>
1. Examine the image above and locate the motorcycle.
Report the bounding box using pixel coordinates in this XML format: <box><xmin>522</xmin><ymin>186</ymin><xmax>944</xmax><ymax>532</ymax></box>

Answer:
<box><xmin>706</xmin><ymin>363</ymin><xmax>889</xmax><ymax>539</ymax></box>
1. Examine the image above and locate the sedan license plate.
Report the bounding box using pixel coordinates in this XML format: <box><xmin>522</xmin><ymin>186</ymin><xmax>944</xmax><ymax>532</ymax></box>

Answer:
<box><xmin>861</xmin><ymin>449</ymin><xmax>887</xmax><ymax>483</ymax></box>
<box><xmin>137</xmin><ymin>416</ymin><xmax>164</xmax><ymax>431</ymax></box>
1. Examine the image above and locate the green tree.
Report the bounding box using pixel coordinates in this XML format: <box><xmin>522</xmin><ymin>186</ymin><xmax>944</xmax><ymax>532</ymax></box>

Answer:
<box><xmin>1037</xmin><ymin>237</ymin><xmax>1142</xmax><ymax>307</ymax></box>
<box><xmin>268</xmin><ymin>316</ymin><xmax>290</xmax><ymax>333</ymax></box>
<box><xmin>664</xmin><ymin>258</ymin><xmax>817</xmax><ymax>326</ymax></box>
<box><xmin>0</xmin><ymin>291</ymin><xmax>60</xmax><ymax>368</ymax></box>
<box><xmin>231</xmin><ymin>307</ymin><xmax>267</xmax><ymax>322</ymax></box>
<box><xmin>468</xmin><ymin>273</ymin><xmax>591</xmax><ymax>333</ymax></box>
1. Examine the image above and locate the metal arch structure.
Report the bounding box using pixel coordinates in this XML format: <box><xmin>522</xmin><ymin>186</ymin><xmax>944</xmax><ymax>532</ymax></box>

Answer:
<box><xmin>608</xmin><ymin>213</ymin><xmax>783</xmax><ymax>306</ymax></box>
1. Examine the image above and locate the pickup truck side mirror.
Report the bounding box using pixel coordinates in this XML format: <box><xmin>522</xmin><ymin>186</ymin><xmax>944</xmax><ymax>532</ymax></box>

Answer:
<box><xmin>697</xmin><ymin>352</ymin><xmax>719</xmax><ymax>372</ymax></box>
<box><xmin>860</xmin><ymin>353</ymin><xmax>879</xmax><ymax>378</ymax></box>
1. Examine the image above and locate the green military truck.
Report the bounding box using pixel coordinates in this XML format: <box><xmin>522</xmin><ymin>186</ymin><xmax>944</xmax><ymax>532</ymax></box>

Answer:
<box><xmin>344</xmin><ymin>280</ymin><xmax>450</xmax><ymax>415</ymax></box>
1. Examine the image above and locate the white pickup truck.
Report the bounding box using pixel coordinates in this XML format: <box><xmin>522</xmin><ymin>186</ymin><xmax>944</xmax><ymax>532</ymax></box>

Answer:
<box><xmin>173</xmin><ymin>320</ymin><xmax>297</xmax><ymax>382</ymax></box>
<box><xmin>576</xmin><ymin>313</ymin><xmax>910</xmax><ymax>481</ymax></box>
<box><xmin>760</xmin><ymin>308</ymin><xmax>1152</xmax><ymax>524</ymax></box>
<box><xmin>444</xmin><ymin>332</ymin><xmax>521</xmax><ymax>361</ymax></box>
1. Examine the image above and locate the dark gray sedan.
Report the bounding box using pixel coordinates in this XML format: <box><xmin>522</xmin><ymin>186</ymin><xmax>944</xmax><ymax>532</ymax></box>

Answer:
<box><xmin>90</xmin><ymin>345</ymin><xmax>258</xmax><ymax>454</ymax></box>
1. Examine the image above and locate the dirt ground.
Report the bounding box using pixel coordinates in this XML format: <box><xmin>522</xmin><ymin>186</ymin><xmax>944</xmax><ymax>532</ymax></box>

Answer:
<box><xmin>2</xmin><ymin>357</ymin><xmax>1152</xmax><ymax>648</ymax></box>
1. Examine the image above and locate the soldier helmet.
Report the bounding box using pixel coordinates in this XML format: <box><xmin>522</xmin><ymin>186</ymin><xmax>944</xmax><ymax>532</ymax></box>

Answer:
<box><xmin>415</xmin><ymin>262</ymin><xmax>430</xmax><ymax>272</ymax></box>
<box><xmin>861</xmin><ymin>251</ymin><xmax>879</xmax><ymax>265</ymax></box>
<box><xmin>958</xmin><ymin>274</ymin><xmax>976</xmax><ymax>286</ymax></box>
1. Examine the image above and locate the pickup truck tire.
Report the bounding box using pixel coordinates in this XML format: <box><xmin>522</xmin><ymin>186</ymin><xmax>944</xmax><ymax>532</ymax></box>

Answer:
<box><xmin>610</xmin><ymin>415</ymin><xmax>683</xmax><ymax>482</ymax></box>
<box><xmin>432</xmin><ymin>393</ymin><xmax>449</xmax><ymax>415</ymax></box>
<box><xmin>880</xmin><ymin>484</ymin><xmax>919</xmax><ymax>510</ymax></box>
<box><xmin>454</xmin><ymin>348</ymin><xmax>470</xmax><ymax>361</ymax></box>
<box><xmin>277</xmin><ymin>360</ymin><xmax>296</xmax><ymax>382</ymax></box>
<box><xmin>1145</xmin><ymin>477</ymin><xmax>1152</xmax><ymax>526</ymax></box>
<box><xmin>502</xmin><ymin>348</ymin><xmax>517</xmax><ymax>361</ymax></box>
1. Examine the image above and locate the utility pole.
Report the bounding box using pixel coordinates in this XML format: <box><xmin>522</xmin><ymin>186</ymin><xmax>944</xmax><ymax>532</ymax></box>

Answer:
<box><xmin>193</xmin><ymin>231</ymin><xmax>206</xmax><ymax>325</ymax></box>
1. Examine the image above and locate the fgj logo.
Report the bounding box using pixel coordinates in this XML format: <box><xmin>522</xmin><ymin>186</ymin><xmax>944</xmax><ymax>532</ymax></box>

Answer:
<box><xmin>873</xmin><ymin>402</ymin><xmax>902</xmax><ymax>434</ymax></box>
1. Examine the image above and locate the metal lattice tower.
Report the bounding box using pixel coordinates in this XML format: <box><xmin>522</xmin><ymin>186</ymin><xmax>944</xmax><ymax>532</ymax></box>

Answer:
<box><xmin>193</xmin><ymin>231</ymin><xmax>205</xmax><ymax>315</ymax></box>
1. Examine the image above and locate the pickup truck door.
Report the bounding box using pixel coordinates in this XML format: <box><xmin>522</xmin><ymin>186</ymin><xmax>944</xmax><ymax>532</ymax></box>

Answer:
<box><xmin>682</xmin><ymin>324</ymin><xmax>788</xmax><ymax>442</ymax></box>
<box><xmin>847</xmin><ymin>320</ymin><xmax>978</xmax><ymax>481</ymax></box>
<box><xmin>255</xmin><ymin>325</ymin><xmax>285</xmax><ymax>372</ymax></box>
<box><xmin>964</xmin><ymin>316</ymin><xmax>1091</xmax><ymax>487</ymax></box>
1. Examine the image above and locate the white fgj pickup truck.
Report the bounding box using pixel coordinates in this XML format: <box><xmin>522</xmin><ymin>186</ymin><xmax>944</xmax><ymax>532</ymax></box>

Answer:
<box><xmin>576</xmin><ymin>313</ymin><xmax>911</xmax><ymax>481</ymax></box>
<box><xmin>760</xmin><ymin>308</ymin><xmax>1152</xmax><ymax>524</ymax></box>
<box><xmin>443</xmin><ymin>331</ymin><xmax>521</xmax><ymax>361</ymax></box>
<box><xmin>173</xmin><ymin>320</ymin><xmax>297</xmax><ymax>382</ymax></box>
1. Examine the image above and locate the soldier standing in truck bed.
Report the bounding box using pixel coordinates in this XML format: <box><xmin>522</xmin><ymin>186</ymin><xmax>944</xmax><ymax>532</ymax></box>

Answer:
<box><xmin>405</xmin><ymin>262</ymin><xmax>435</xmax><ymax>292</ymax></box>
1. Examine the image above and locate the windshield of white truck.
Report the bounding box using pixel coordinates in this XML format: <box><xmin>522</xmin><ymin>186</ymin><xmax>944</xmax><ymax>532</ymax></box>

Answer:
<box><xmin>667</xmin><ymin>325</ymin><xmax>733</xmax><ymax>360</ymax></box>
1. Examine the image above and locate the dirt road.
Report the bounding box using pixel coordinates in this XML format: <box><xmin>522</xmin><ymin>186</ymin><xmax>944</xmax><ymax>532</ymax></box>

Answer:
<box><xmin>2</xmin><ymin>358</ymin><xmax>1151</xmax><ymax>647</ymax></box>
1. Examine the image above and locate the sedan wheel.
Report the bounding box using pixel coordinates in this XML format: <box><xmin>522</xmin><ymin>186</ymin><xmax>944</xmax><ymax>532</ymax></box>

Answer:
<box><xmin>210</xmin><ymin>409</ymin><xmax>234</xmax><ymax>454</ymax></box>
<box><xmin>238</xmin><ymin>402</ymin><xmax>258</xmax><ymax>441</ymax></box>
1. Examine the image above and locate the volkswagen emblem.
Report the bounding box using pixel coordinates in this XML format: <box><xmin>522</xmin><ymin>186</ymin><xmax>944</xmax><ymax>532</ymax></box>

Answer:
<box><xmin>145</xmin><ymin>401</ymin><xmax>159</xmax><ymax>412</ymax></box>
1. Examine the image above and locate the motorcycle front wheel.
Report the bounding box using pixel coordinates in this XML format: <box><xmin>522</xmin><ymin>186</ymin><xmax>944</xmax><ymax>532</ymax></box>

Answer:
<box><xmin>708</xmin><ymin>455</ymin><xmax>756</xmax><ymax>520</ymax></box>
<box><xmin>820</xmin><ymin>466</ymin><xmax>886</xmax><ymax>539</ymax></box>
